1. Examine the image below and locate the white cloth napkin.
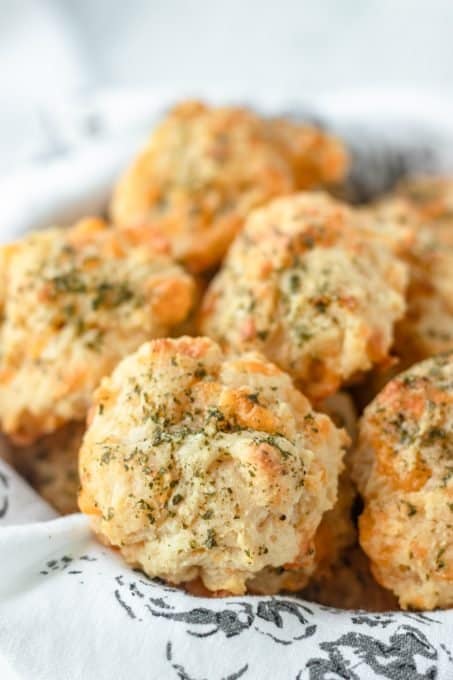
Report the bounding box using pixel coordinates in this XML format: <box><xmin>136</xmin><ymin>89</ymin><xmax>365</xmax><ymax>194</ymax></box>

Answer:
<box><xmin>1</xmin><ymin>458</ymin><xmax>453</xmax><ymax>680</ymax></box>
<box><xmin>1</xmin><ymin>92</ymin><xmax>453</xmax><ymax>680</ymax></box>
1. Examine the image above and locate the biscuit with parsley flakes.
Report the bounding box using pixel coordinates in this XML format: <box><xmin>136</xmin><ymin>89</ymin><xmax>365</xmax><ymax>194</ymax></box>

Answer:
<box><xmin>249</xmin><ymin>470</ymin><xmax>356</xmax><ymax>594</ymax></box>
<box><xmin>200</xmin><ymin>192</ymin><xmax>408</xmax><ymax>402</ymax></box>
<box><xmin>78</xmin><ymin>336</ymin><xmax>348</xmax><ymax>595</ymax></box>
<box><xmin>365</xmin><ymin>186</ymin><xmax>453</xmax><ymax>362</ymax></box>
<box><xmin>396</xmin><ymin>175</ymin><xmax>453</xmax><ymax>246</ymax></box>
<box><xmin>357</xmin><ymin>196</ymin><xmax>417</xmax><ymax>257</ymax></box>
<box><xmin>395</xmin><ymin>228</ymin><xmax>453</xmax><ymax>362</ymax></box>
<box><xmin>266</xmin><ymin>116</ymin><xmax>348</xmax><ymax>189</ymax></box>
<box><xmin>0</xmin><ymin>218</ymin><xmax>195</xmax><ymax>443</ymax></box>
<box><xmin>247</xmin><ymin>396</ymin><xmax>358</xmax><ymax>595</ymax></box>
<box><xmin>393</xmin><ymin>187</ymin><xmax>453</xmax><ymax>361</ymax></box>
<box><xmin>350</xmin><ymin>353</ymin><xmax>453</xmax><ymax>610</ymax></box>
<box><xmin>110</xmin><ymin>100</ymin><xmax>348</xmax><ymax>273</ymax></box>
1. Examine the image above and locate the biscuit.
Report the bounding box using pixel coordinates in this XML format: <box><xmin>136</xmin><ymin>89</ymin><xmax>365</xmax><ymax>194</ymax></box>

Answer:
<box><xmin>369</xmin><ymin>180</ymin><xmax>453</xmax><ymax>361</ymax></box>
<box><xmin>351</xmin><ymin>353</ymin><xmax>453</xmax><ymax>610</ymax></box>
<box><xmin>200</xmin><ymin>192</ymin><xmax>408</xmax><ymax>401</ymax></box>
<box><xmin>0</xmin><ymin>218</ymin><xmax>195</xmax><ymax>443</ymax></box>
<box><xmin>111</xmin><ymin>101</ymin><xmax>348</xmax><ymax>272</ymax></box>
<box><xmin>78</xmin><ymin>336</ymin><xmax>348</xmax><ymax>595</ymax></box>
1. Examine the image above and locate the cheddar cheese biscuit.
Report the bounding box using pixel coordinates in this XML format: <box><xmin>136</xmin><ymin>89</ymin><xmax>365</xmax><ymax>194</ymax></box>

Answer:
<box><xmin>79</xmin><ymin>336</ymin><xmax>347</xmax><ymax>595</ymax></box>
<box><xmin>200</xmin><ymin>193</ymin><xmax>408</xmax><ymax>401</ymax></box>
<box><xmin>351</xmin><ymin>353</ymin><xmax>453</xmax><ymax>610</ymax></box>
<box><xmin>0</xmin><ymin>218</ymin><xmax>195</xmax><ymax>442</ymax></box>
<box><xmin>111</xmin><ymin>101</ymin><xmax>348</xmax><ymax>272</ymax></box>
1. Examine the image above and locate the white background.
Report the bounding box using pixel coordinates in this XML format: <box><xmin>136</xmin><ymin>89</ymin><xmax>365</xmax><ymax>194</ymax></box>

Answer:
<box><xmin>1</xmin><ymin>0</ymin><xmax>453</xmax><ymax>172</ymax></box>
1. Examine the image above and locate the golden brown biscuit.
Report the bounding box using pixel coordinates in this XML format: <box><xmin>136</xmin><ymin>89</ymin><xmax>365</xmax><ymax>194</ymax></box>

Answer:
<box><xmin>396</xmin><ymin>175</ymin><xmax>453</xmax><ymax>245</ymax></box>
<box><xmin>79</xmin><ymin>336</ymin><xmax>348</xmax><ymax>595</ymax></box>
<box><xmin>367</xmin><ymin>180</ymin><xmax>453</xmax><ymax>362</ymax></box>
<box><xmin>395</xmin><ymin>227</ymin><xmax>453</xmax><ymax>361</ymax></box>
<box><xmin>237</xmin><ymin>397</ymin><xmax>357</xmax><ymax>596</ymax></box>
<box><xmin>348</xmin><ymin>195</ymin><xmax>417</xmax><ymax>407</ymax></box>
<box><xmin>350</xmin><ymin>353</ymin><xmax>453</xmax><ymax>610</ymax></box>
<box><xmin>0</xmin><ymin>218</ymin><xmax>195</xmax><ymax>443</ymax></box>
<box><xmin>357</xmin><ymin>197</ymin><xmax>417</xmax><ymax>257</ymax></box>
<box><xmin>250</xmin><ymin>471</ymin><xmax>357</xmax><ymax>595</ymax></box>
<box><xmin>200</xmin><ymin>192</ymin><xmax>409</xmax><ymax>402</ymax></box>
<box><xmin>11</xmin><ymin>423</ymin><xmax>83</xmax><ymax>515</ymax></box>
<box><xmin>266</xmin><ymin>117</ymin><xmax>348</xmax><ymax>189</ymax></box>
<box><xmin>351</xmin><ymin>199</ymin><xmax>417</xmax><ymax>395</ymax></box>
<box><xmin>111</xmin><ymin>101</ymin><xmax>348</xmax><ymax>273</ymax></box>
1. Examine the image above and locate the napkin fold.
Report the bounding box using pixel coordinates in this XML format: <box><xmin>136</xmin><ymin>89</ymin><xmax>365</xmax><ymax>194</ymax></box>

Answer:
<box><xmin>1</xmin><ymin>458</ymin><xmax>453</xmax><ymax>680</ymax></box>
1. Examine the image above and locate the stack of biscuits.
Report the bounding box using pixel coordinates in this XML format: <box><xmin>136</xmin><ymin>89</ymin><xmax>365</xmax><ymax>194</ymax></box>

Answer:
<box><xmin>2</xmin><ymin>100</ymin><xmax>452</xmax><ymax>612</ymax></box>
